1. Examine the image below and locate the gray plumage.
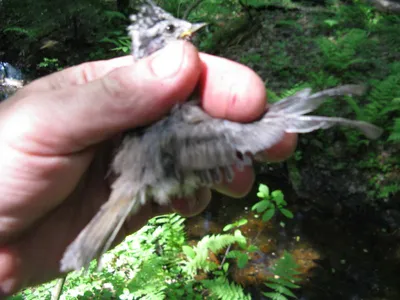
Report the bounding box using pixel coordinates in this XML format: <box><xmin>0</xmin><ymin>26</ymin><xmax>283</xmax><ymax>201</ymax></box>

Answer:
<box><xmin>60</xmin><ymin>1</ymin><xmax>383</xmax><ymax>272</ymax></box>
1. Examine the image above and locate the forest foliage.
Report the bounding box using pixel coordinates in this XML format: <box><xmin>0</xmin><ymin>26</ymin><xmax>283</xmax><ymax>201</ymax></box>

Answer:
<box><xmin>1</xmin><ymin>0</ymin><xmax>399</xmax><ymax>298</ymax></box>
<box><xmin>12</xmin><ymin>185</ymin><xmax>299</xmax><ymax>299</ymax></box>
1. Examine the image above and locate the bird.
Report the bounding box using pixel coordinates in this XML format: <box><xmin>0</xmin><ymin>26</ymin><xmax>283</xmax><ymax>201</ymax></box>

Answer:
<box><xmin>60</xmin><ymin>0</ymin><xmax>383</xmax><ymax>272</ymax></box>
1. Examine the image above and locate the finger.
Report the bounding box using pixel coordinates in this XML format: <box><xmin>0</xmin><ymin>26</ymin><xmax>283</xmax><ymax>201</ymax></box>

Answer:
<box><xmin>0</xmin><ymin>187</ymin><xmax>173</xmax><ymax>296</ymax></box>
<box><xmin>215</xmin><ymin>133</ymin><xmax>297</xmax><ymax>196</ymax></box>
<box><xmin>170</xmin><ymin>187</ymin><xmax>212</xmax><ymax>217</ymax></box>
<box><xmin>2</xmin><ymin>42</ymin><xmax>202</xmax><ymax>155</ymax></box>
<box><xmin>197</xmin><ymin>54</ymin><xmax>296</xmax><ymax>195</ymax></box>
<box><xmin>17</xmin><ymin>56</ymin><xmax>135</xmax><ymax>96</ymax></box>
<box><xmin>198</xmin><ymin>53</ymin><xmax>267</xmax><ymax>122</ymax></box>
<box><xmin>213</xmin><ymin>166</ymin><xmax>255</xmax><ymax>198</ymax></box>
<box><xmin>256</xmin><ymin>132</ymin><xmax>298</xmax><ymax>162</ymax></box>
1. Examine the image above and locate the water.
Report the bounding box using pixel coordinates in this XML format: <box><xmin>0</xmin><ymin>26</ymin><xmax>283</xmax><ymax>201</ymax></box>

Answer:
<box><xmin>187</xmin><ymin>177</ymin><xmax>400</xmax><ymax>299</ymax></box>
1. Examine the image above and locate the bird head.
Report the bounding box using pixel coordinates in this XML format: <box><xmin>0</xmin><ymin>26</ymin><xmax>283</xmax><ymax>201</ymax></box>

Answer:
<box><xmin>128</xmin><ymin>0</ymin><xmax>207</xmax><ymax>60</ymax></box>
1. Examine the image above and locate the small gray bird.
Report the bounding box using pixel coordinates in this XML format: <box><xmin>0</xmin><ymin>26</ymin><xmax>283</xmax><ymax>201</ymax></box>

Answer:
<box><xmin>60</xmin><ymin>0</ymin><xmax>383</xmax><ymax>272</ymax></box>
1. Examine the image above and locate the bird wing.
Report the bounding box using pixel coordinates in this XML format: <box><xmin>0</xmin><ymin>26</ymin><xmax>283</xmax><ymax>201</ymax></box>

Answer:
<box><xmin>170</xmin><ymin>85</ymin><xmax>382</xmax><ymax>175</ymax></box>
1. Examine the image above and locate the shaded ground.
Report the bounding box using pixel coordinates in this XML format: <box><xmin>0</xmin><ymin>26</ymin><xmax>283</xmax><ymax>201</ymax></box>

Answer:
<box><xmin>187</xmin><ymin>174</ymin><xmax>400</xmax><ymax>299</ymax></box>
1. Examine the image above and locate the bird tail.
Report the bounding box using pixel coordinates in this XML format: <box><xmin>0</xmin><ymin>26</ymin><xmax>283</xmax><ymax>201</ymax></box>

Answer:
<box><xmin>60</xmin><ymin>190</ymin><xmax>141</xmax><ymax>272</ymax></box>
<box><xmin>267</xmin><ymin>84</ymin><xmax>383</xmax><ymax>139</ymax></box>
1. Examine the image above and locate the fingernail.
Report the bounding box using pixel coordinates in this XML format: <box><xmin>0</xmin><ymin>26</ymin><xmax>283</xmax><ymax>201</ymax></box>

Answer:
<box><xmin>150</xmin><ymin>41</ymin><xmax>185</xmax><ymax>78</ymax></box>
<box><xmin>0</xmin><ymin>278</ymin><xmax>16</xmax><ymax>295</ymax></box>
<box><xmin>0</xmin><ymin>248</ymin><xmax>19</xmax><ymax>295</ymax></box>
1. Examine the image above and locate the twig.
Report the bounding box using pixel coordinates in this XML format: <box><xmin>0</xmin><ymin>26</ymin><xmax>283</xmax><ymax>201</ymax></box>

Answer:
<box><xmin>51</xmin><ymin>276</ymin><xmax>66</xmax><ymax>300</ymax></box>
<box><xmin>219</xmin><ymin>244</ymin><xmax>232</xmax><ymax>269</ymax></box>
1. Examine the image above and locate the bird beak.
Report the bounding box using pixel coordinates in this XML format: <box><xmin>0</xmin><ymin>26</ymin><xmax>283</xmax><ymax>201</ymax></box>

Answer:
<box><xmin>180</xmin><ymin>22</ymin><xmax>207</xmax><ymax>40</ymax></box>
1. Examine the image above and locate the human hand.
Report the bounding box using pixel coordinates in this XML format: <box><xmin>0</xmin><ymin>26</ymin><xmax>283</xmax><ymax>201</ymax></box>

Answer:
<box><xmin>0</xmin><ymin>41</ymin><xmax>297</xmax><ymax>295</ymax></box>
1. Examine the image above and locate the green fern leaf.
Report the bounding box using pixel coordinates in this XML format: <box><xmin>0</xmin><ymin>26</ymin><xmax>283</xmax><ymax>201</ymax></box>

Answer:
<box><xmin>265</xmin><ymin>283</ymin><xmax>297</xmax><ymax>298</ymax></box>
<box><xmin>263</xmin><ymin>292</ymin><xmax>289</xmax><ymax>300</ymax></box>
<box><xmin>268</xmin><ymin>277</ymin><xmax>300</xmax><ymax>289</ymax></box>
<box><xmin>202</xmin><ymin>277</ymin><xmax>251</xmax><ymax>300</ymax></box>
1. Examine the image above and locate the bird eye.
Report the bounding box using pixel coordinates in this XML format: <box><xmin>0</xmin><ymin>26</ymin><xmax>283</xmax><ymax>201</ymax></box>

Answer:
<box><xmin>166</xmin><ymin>24</ymin><xmax>175</xmax><ymax>33</ymax></box>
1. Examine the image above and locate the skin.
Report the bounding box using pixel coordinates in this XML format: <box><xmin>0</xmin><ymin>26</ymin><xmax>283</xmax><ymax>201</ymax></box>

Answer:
<box><xmin>0</xmin><ymin>41</ymin><xmax>297</xmax><ymax>296</ymax></box>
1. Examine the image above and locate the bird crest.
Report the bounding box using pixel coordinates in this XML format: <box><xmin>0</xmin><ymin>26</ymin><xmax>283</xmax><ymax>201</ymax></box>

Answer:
<box><xmin>129</xmin><ymin>0</ymin><xmax>175</xmax><ymax>29</ymax></box>
<box><xmin>128</xmin><ymin>1</ymin><xmax>206</xmax><ymax>59</ymax></box>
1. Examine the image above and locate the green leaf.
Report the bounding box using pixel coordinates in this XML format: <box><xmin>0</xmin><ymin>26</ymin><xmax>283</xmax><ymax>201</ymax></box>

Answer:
<box><xmin>224</xmin><ymin>219</ymin><xmax>248</xmax><ymax>231</ymax></box>
<box><xmin>103</xmin><ymin>10</ymin><xmax>127</xmax><ymax>20</ymax></box>
<box><xmin>252</xmin><ymin>200</ymin><xmax>271</xmax><ymax>213</ymax></box>
<box><xmin>265</xmin><ymin>282</ymin><xmax>281</xmax><ymax>290</ymax></box>
<box><xmin>236</xmin><ymin>218</ymin><xmax>248</xmax><ymax>226</ymax></box>
<box><xmin>324</xmin><ymin>19</ymin><xmax>339</xmax><ymax>27</ymax></box>
<box><xmin>258</xmin><ymin>184</ymin><xmax>270</xmax><ymax>198</ymax></box>
<box><xmin>237</xmin><ymin>253</ymin><xmax>249</xmax><ymax>269</ymax></box>
<box><xmin>262</xmin><ymin>292</ymin><xmax>288</xmax><ymax>300</ymax></box>
<box><xmin>262</xmin><ymin>207</ymin><xmax>276</xmax><ymax>222</ymax></box>
<box><xmin>280</xmin><ymin>208</ymin><xmax>294</xmax><ymax>219</ymax></box>
<box><xmin>269</xmin><ymin>277</ymin><xmax>300</xmax><ymax>289</ymax></box>
<box><xmin>278</xmin><ymin>286</ymin><xmax>297</xmax><ymax>298</ymax></box>
<box><xmin>223</xmin><ymin>224</ymin><xmax>234</xmax><ymax>232</ymax></box>
<box><xmin>223</xmin><ymin>262</ymin><xmax>230</xmax><ymax>273</ymax></box>
<box><xmin>265</xmin><ymin>283</ymin><xmax>297</xmax><ymax>298</ymax></box>
<box><xmin>247</xmin><ymin>245</ymin><xmax>259</xmax><ymax>252</ymax></box>
<box><xmin>271</xmin><ymin>190</ymin><xmax>285</xmax><ymax>205</ymax></box>
<box><xmin>226</xmin><ymin>250</ymin><xmax>242</xmax><ymax>258</ymax></box>
<box><xmin>182</xmin><ymin>245</ymin><xmax>196</xmax><ymax>259</ymax></box>
<box><xmin>234</xmin><ymin>230</ymin><xmax>247</xmax><ymax>247</ymax></box>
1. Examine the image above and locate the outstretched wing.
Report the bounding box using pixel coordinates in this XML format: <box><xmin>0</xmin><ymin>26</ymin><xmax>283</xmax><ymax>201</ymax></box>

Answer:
<box><xmin>169</xmin><ymin>85</ymin><xmax>382</xmax><ymax>174</ymax></box>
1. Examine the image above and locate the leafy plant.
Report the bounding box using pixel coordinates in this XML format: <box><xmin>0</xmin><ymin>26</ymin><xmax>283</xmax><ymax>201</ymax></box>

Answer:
<box><xmin>263</xmin><ymin>251</ymin><xmax>300</xmax><ymax>300</ymax></box>
<box><xmin>252</xmin><ymin>184</ymin><xmax>294</xmax><ymax>222</ymax></box>
<box><xmin>183</xmin><ymin>230</ymin><xmax>247</xmax><ymax>275</ymax></box>
<box><xmin>13</xmin><ymin>182</ymin><xmax>302</xmax><ymax>299</ymax></box>
<box><xmin>202</xmin><ymin>277</ymin><xmax>251</xmax><ymax>300</ymax></box>
<box><xmin>388</xmin><ymin>118</ymin><xmax>400</xmax><ymax>142</ymax></box>
<box><xmin>317</xmin><ymin>29</ymin><xmax>369</xmax><ymax>72</ymax></box>
<box><xmin>223</xmin><ymin>218</ymin><xmax>248</xmax><ymax>232</ymax></box>
<box><xmin>37</xmin><ymin>57</ymin><xmax>62</xmax><ymax>71</ymax></box>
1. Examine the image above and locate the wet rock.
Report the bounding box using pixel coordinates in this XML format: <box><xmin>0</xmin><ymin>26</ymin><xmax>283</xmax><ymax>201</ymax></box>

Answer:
<box><xmin>286</xmin><ymin>135</ymin><xmax>384</xmax><ymax>213</ymax></box>
<box><xmin>0</xmin><ymin>62</ymin><xmax>24</xmax><ymax>101</ymax></box>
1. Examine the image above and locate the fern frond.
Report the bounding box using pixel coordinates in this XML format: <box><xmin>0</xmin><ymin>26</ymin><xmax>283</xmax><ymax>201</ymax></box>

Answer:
<box><xmin>263</xmin><ymin>292</ymin><xmax>290</xmax><ymax>300</ymax></box>
<box><xmin>128</xmin><ymin>256</ymin><xmax>168</xmax><ymax>298</ymax></box>
<box><xmin>183</xmin><ymin>231</ymin><xmax>247</xmax><ymax>275</ymax></box>
<box><xmin>263</xmin><ymin>251</ymin><xmax>300</xmax><ymax>300</ymax></box>
<box><xmin>388</xmin><ymin>118</ymin><xmax>400</xmax><ymax>142</ymax></box>
<box><xmin>268</xmin><ymin>83</ymin><xmax>312</xmax><ymax>103</ymax></box>
<box><xmin>202</xmin><ymin>277</ymin><xmax>251</xmax><ymax>300</ymax></box>
<box><xmin>318</xmin><ymin>29</ymin><xmax>368</xmax><ymax>71</ymax></box>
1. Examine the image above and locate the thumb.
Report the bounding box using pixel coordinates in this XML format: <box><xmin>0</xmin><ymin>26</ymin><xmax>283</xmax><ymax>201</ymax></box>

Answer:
<box><xmin>1</xmin><ymin>41</ymin><xmax>201</xmax><ymax>155</ymax></box>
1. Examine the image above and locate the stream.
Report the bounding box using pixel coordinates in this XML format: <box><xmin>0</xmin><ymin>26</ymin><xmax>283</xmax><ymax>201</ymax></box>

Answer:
<box><xmin>187</xmin><ymin>174</ymin><xmax>400</xmax><ymax>300</ymax></box>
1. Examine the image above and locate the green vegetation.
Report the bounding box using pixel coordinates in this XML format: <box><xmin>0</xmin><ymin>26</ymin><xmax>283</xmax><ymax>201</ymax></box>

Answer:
<box><xmin>2</xmin><ymin>0</ymin><xmax>398</xmax><ymax>298</ymax></box>
<box><xmin>263</xmin><ymin>251</ymin><xmax>300</xmax><ymax>300</ymax></box>
<box><xmin>12</xmin><ymin>184</ymin><xmax>300</xmax><ymax>299</ymax></box>
<box><xmin>252</xmin><ymin>184</ymin><xmax>294</xmax><ymax>221</ymax></box>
